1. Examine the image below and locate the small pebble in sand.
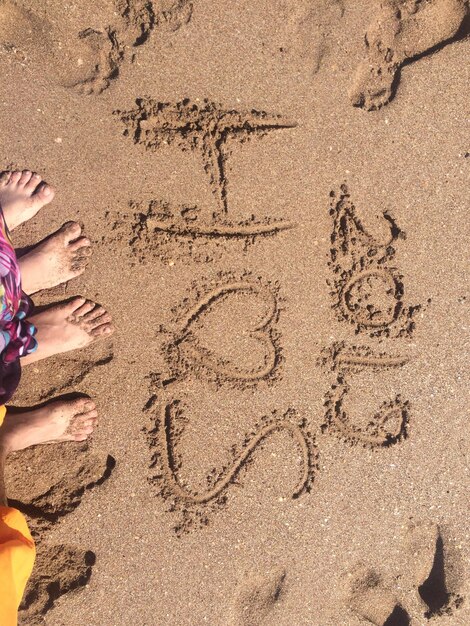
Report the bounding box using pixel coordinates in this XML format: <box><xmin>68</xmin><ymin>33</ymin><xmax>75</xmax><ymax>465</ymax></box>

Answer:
<box><xmin>54</xmin><ymin>137</ymin><xmax>62</xmax><ymax>144</ymax></box>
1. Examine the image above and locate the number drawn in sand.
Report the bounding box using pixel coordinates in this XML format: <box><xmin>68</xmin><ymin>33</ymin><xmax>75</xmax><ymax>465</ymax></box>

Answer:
<box><xmin>0</xmin><ymin>0</ymin><xmax>193</xmax><ymax>95</ymax></box>
<box><xmin>19</xmin><ymin>544</ymin><xmax>95</xmax><ymax>624</ymax></box>
<box><xmin>145</xmin><ymin>402</ymin><xmax>316</xmax><ymax>535</ymax></box>
<box><xmin>350</xmin><ymin>0</ymin><xmax>469</xmax><ymax>110</ymax></box>
<box><xmin>344</xmin><ymin>522</ymin><xmax>464</xmax><ymax>624</ymax></box>
<box><xmin>328</xmin><ymin>185</ymin><xmax>425</xmax><ymax>338</ymax></box>
<box><xmin>115</xmin><ymin>98</ymin><xmax>297</xmax><ymax>215</ymax></box>
<box><xmin>163</xmin><ymin>275</ymin><xmax>282</xmax><ymax>387</ymax></box>
<box><xmin>107</xmin><ymin>201</ymin><xmax>296</xmax><ymax>265</ymax></box>
<box><xmin>231</xmin><ymin>568</ymin><xmax>287</xmax><ymax>626</ymax></box>
<box><xmin>320</xmin><ymin>342</ymin><xmax>410</xmax><ymax>447</ymax></box>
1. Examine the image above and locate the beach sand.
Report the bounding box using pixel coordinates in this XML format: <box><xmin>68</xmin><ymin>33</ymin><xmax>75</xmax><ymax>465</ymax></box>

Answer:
<box><xmin>1</xmin><ymin>0</ymin><xmax>470</xmax><ymax>624</ymax></box>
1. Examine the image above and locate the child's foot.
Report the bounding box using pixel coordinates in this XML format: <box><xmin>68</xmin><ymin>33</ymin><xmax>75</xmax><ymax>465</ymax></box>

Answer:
<box><xmin>0</xmin><ymin>170</ymin><xmax>55</xmax><ymax>230</ymax></box>
<box><xmin>22</xmin><ymin>297</ymin><xmax>114</xmax><ymax>365</ymax></box>
<box><xmin>18</xmin><ymin>222</ymin><xmax>92</xmax><ymax>295</ymax></box>
<box><xmin>0</xmin><ymin>397</ymin><xmax>98</xmax><ymax>454</ymax></box>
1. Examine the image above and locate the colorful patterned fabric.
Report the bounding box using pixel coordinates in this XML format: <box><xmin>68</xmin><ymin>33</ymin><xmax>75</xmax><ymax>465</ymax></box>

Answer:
<box><xmin>0</xmin><ymin>207</ymin><xmax>37</xmax><ymax>403</ymax></box>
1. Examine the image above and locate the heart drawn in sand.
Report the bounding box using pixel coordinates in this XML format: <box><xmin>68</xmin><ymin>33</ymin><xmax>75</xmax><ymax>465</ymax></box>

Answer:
<box><xmin>175</xmin><ymin>281</ymin><xmax>279</xmax><ymax>381</ymax></box>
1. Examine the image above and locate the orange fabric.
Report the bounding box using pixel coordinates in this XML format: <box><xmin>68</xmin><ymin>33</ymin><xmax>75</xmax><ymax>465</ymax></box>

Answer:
<box><xmin>0</xmin><ymin>404</ymin><xmax>6</xmax><ymax>427</ymax></box>
<box><xmin>0</xmin><ymin>506</ymin><xmax>36</xmax><ymax>626</ymax></box>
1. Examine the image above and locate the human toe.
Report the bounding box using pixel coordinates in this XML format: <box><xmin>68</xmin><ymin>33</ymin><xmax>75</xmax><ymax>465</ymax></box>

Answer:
<box><xmin>70</xmin><ymin>236</ymin><xmax>91</xmax><ymax>252</ymax></box>
<box><xmin>74</xmin><ymin>299</ymin><xmax>96</xmax><ymax>318</ymax></box>
<box><xmin>24</xmin><ymin>172</ymin><xmax>43</xmax><ymax>193</ymax></box>
<box><xmin>69</xmin><ymin>397</ymin><xmax>96</xmax><ymax>414</ymax></box>
<box><xmin>63</xmin><ymin>296</ymin><xmax>88</xmax><ymax>314</ymax></box>
<box><xmin>69</xmin><ymin>260</ymin><xmax>88</xmax><ymax>276</ymax></box>
<box><xmin>61</xmin><ymin>221</ymin><xmax>83</xmax><ymax>241</ymax></box>
<box><xmin>18</xmin><ymin>170</ymin><xmax>33</xmax><ymax>186</ymax></box>
<box><xmin>34</xmin><ymin>182</ymin><xmax>55</xmax><ymax>204</ymax></box>
<box><xmin>90</xmin><ymin>322</ymin><xmax>114</xmax><ymax>337</ymax></box>
<box><xmin>82</xmin><ymin>306</ymin><xmax>107</xmax><ymax>323</ymax></box>
<box><xmin>9</xmin><ymin>171</ymin><xmax>22</xmax><ymax>185</ymax></box>
<box><xmin>0</xmin><ymin>171</ymin><xmax>11</xmax><ymax>186</ymax></box>
<box><xmin>69</xmin><ymin>422</ymin><xmax>94</xmax><ymax>438</ymax></box>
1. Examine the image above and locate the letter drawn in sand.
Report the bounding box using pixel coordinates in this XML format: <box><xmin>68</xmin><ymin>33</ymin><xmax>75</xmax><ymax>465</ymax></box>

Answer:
<box><xmin>163</xmin><ymin>276</ymin><xmax>282</xmax><ymax>387</ymax></box>
<box><xmin>145</xmin><ymin>402</ymin><xmax>317</xmax><ymax>535</ymax></box>
<box><xmin>115</xmin><ymin>98</ymin><xmax>297</xmax><ymax>215</ymax></box>
<box><xmin>320</xmin><ymin>342</ymin><xmax>410</xmax><ymax>447</ymax></box>
<box><xmin>328</xmin><ymin>185</ymin><xmax>424</xmax><ymax>338</ymax></box>
<box><xmin>350</xmin><ymin>0</ymin><xmax>469</xmax><ymax>110</ymax></box>
<box><xmin>125</xmin><ymin>200</ymin><xmax>296</xmax><ymax>264</ymax></box>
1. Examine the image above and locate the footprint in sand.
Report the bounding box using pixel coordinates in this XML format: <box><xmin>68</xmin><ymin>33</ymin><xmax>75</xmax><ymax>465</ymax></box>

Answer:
<box><xmin>344</xmin><ymin>564</ymin><xmax>410</xmax><ymax>626</ymax></box>
<box><xmin>156</xmin><ymin>0</ymin><xmax>194</xmax><ymax>32</ymax></box>
<box><xmin>344</xmin><ymin>522</ymin><xmax>464</xmax><ymax>624</ymax></box>
<box><xmin>14</xmin><ymin>343</ymin><xmax>114</xmax><ymax>402</ymax></box>
<box><xmin>350</xmin><ymin>0</ymin><xmax>469</xmax><ymax>110</ymax></box>
<box><xmin>5</xmin><ymin>441</ymin><xmax>115</xmax><ymax>534</ymax></box>
<box><xmin>19</xmin><ymin>544</ymin><xmax>95</xmax><ymax>623</ymax></box>
<box><xmin>0</xmin><ymin>1</ymin><xmax>120</xmax><ymax>94</ymax></box>
<box><xmin>5</xmin><ymin>442</ymin><xmax>114</xmax><ymax>621</ymax></box>
<box><xmin>403</xmin><ymin>521</ymin><xmax>464</xmax><ymax>619</ymax></box>
<box><xmin>231</xmin><ymin>568</ymin><xmax>287</xmax><ymax>626</ymax></box>
<box><xmin>279</xmin><ymin>0</ymin><xmax>344</xmax><ymax>75</ymax></box>
<box><xmin>0</xmin><ymin>0</ymin><xmax>160</xmax><ymax>94</ymax></box>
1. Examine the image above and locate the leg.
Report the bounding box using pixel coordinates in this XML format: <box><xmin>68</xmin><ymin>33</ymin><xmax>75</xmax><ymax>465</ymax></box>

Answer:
<box><xmin>18</xmin><ymin>222</ymin><xmax>92</xmax><ymax>295</ymax></box>
<box><xmin>0</xmin><ymin>398</ymin><xmax>97</xmax><ymax>624</ymax></box>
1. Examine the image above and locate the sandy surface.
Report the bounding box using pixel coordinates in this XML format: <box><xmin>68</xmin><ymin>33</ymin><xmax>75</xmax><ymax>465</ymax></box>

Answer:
<box><xmin>1</xmin><ymin>0</ymin><xmax>470</xmax><ymax>624</ymax></box>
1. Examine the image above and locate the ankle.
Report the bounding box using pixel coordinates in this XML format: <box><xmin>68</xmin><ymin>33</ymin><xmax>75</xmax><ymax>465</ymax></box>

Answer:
<box><xmin>0</xmin><ymin>434</ymin><xmax>12</xmax><ymax>458</ymax></box>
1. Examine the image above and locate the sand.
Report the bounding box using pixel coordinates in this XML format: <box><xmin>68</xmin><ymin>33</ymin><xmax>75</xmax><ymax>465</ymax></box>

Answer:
<box><xmin>1</xmin><ymin>0</ymin><xmax>469</xmax><ymax>624</ymax></box>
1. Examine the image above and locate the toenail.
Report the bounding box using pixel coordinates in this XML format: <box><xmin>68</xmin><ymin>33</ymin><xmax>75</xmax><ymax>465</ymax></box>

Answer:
<box><xmin>43</xmin><ymin>186</ymin><xmax>52</xmax><ymax>195</ymax></box>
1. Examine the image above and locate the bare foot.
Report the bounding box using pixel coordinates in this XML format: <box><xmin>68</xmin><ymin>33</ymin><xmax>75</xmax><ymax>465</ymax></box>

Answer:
<box><xmin>0</xmin><ymin>397</ymin><xmax>98</xmax><ymax>454</ymax></box>
<box><xmin>22</xmin><ymin>297</ymin><xmax>114</xmax><ymax>365</ymax></box>
<box><xmin>18</xmin><ymin>222</ymin><xmax>92</xmax><ymax>295</ymax></box>
<box><xmin>0</xmin><ymin>170</ymin><xmax>55</xmax><ymax>230</ymax></box>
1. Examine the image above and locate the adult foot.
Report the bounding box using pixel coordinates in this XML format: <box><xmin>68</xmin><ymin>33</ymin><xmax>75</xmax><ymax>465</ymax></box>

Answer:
<box><xmin>0</xmin><ymin>397</ymin><xmax>98</xmax><ymax>454</ymax></box>
<box><xmin>22</xmin><ymin>297</ymin><xmax>114</xmax><ymax>365</ymax></box>
<box><xmin>0</xmin><ymin>170</ymin><xmax>55</xmax><ymax>230</ymax></box>
<box><xmin>18</xmin><ymin>222</ymin><xmax>92</xmax><ymax>295</ymax></box>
